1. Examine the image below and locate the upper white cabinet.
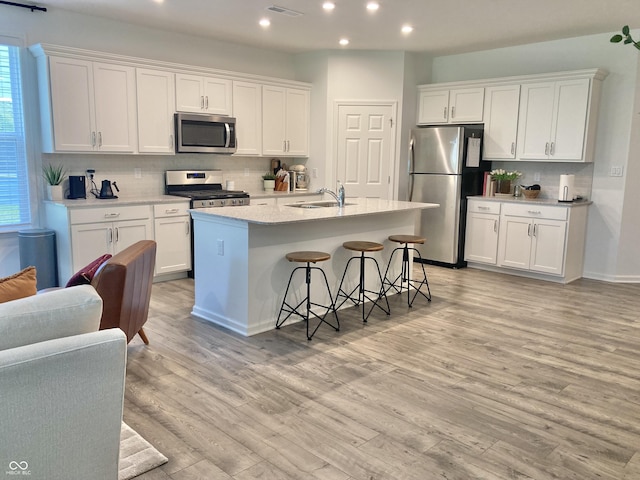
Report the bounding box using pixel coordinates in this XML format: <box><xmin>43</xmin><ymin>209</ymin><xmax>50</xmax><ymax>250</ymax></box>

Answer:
<box><xmin>175</xmin><ymin>73</ymin><xmax>232</xmax><ymax>115</ymax></box>
<box><xmin>482</xmin><ymin>85</ymin><xmax>520</xmax><ymax>160</ymax></box>
<box><xmin>516</xmin><ymin>79</ymin><xmax>591</xmax><ymax>162</ymax></box>
<box><xmin>43</xmin><ymin>56</ymin><xmax>137</xmax><ymax>153</ymax></box>
<box><xmin>262</xmin><ymin>86</ymin><xmax>310</xmax><ymax>157</ymax></box>
<box><xmin>232</xmin><ymin>81</ymin><xmax>262</xmax><ymax>156</ymax></box>
<box><xmin>136</xmin><ymin>68</ymin><xmax>175</xmax><ymax>154</ymax></box>
<box><xmin>418</xmin><ymin>87</ymin><xmax>484</xmax><ymax>125</ymax></box>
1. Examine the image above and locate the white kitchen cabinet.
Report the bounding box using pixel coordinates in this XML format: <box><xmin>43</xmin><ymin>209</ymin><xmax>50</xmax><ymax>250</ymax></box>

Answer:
<box><xmin>45</xmin><ymin>56</ymin><xmax>137</xmax><ymax>153</ymax></box>
<box><xmin>175</xmin><ymin>73</ymin><xmax>232</xmax><ymax>115</ymax></box>
<box><xmin>136</xmin><ymin>68</ymin><xmax>175</xmax><ymax>154</ymax></box>
<box><xmin>497</xmin><ymin>204</ymin><xmax>567</xmax><ymax>275</ymax></box>
<box><xmin>517</xmin><ymin>79</ymin><xmax>590</xmax><ymax>161</ymax></box>
<box><xmin>232</xmin><ymin>81</ymin><xmax>262</xmax><ymax>156</ymax></box>
<box><xmin>262</xmin><ymin>86</ymin><xmax>310</xmax><ymax>157</ymax></box>
<box><xmin>417</xmin><ymin>87</ymin><xmax>484</xmax><ymax>125</ymax></box>
<box><xmin>482</xmin><ymin>85</ymin><xmax>520</xmax><ymax>160</ymax></box>
<box><xmin>464</xmin><ymin>199</ymin><xmax>501</xmax><ymax>265</ymax></box>
<box><xmin>153</xmin><ymin>203</ymin><xmax>191</xmax><ymax>275</ymax></box>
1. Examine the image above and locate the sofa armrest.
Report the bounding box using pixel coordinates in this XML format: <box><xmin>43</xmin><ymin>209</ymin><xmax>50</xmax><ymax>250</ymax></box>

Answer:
<box><xmin>0</xmin><ymin>285</ymin><xmax>102</xmax><ymax>351</ymax></box>
<box><xmin>0</xmin><ymin>328</ymin><xmax>126</xmax><ymax>480</ymax></box>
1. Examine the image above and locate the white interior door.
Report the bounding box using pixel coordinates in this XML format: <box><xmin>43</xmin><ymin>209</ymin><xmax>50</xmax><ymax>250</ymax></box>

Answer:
<box><xmin>336</xmin><ymin>103</ymin><xmax>395</xmax><ymax>199</ymax></box>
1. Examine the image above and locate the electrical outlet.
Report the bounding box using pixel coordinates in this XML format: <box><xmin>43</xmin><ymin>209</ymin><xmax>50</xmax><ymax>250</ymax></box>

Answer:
<box><xmin>610</xmin><ymin>166</ymin><xmax>624</xmax><ymax>177</ymax></box>
<box><xmin>134</xmin><ymin>168</ymin><xmax>142</xmax><ymax>179</ymax></box>
<box><xmin>534</xmin><ymin>172</ymin><xmax>541</xmax><ymax>182</ymax></box>
<box><xmin>312</xmin><ymin>168</ymin><xmax>318</xmax><ymax>179</ymax></box>
<box><xmin>217</xmin><ymin>239</ymin><xmax>224</xmax><ymax>256</ymax></box>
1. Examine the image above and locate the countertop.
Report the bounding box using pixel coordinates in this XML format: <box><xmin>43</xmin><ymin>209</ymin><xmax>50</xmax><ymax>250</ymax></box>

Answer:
<box><xmin>44</xmin><ymin>195</ymin><xmax>188</xmax><ymax>208</ymax></box>
<box><xmin>468</xmin><ymin>195</ymin><xmax>592</xmax><ymax>207</ymax></box>
<box><xmin>190</xmin><ymin>197</ymin><xmax>439</xmax><ymax>225</ymax></box>
<box><xmin>247</xmin><ymin>190</ymin><xmax>320</xmax><ymax>199</ymax></box>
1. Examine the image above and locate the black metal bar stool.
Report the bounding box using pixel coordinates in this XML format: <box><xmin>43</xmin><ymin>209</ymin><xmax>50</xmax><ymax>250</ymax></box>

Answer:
<box><xmin>335</xmin><ymin>241</ymin><xmax>390</xmax><ymax>322</ymax></box>
<box><xmin>276</xmin><ymin>251</ymin><xmax>340</xmax><ymax>340</ymax></box>
<box><xmin>383</xmin><ymin>234</ymin><xmax>431</xmax><ymax>307</ymax></box>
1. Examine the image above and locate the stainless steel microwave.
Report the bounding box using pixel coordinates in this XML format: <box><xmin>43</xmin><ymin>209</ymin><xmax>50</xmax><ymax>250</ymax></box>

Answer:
<box><xmin>175</xmin><ymin>113</ymin><xmax>236</xmax><ymax>154</ymax></box>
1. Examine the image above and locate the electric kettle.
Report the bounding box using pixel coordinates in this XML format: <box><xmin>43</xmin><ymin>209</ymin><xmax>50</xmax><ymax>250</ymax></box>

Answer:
<box><xmin>99</xmin><ymin>180</ymin><xmax>119</xmax><ymax>199</ymax></box>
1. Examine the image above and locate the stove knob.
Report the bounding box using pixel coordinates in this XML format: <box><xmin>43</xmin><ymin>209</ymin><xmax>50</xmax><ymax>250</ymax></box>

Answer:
<box><xmin>232</xmin><ymin>199</ymin><xmax>237</xmax><ymax>205</ymax></box>
<box><xmin>221</xmin><ymin>199</ymin><xmax>226</xmax><ymax>206</ymax></box>
<box><xmin>209</xmin><ymin>200</ymin><xmax>215</xmax><ymax>207</ymax></box>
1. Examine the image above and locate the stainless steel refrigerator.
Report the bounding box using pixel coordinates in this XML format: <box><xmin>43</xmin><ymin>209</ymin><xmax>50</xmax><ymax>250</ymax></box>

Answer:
<box><xmin>408</xmin><ymin>125</ymin><xmax>489</xmax><ymax>267</ymax></box>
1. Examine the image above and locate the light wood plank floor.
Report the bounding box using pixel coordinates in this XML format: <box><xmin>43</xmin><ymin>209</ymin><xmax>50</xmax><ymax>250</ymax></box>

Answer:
<box><xmin>125</xmin><ymin>266</ymin><xmax>640</xmax><ymax>480</ymax></box>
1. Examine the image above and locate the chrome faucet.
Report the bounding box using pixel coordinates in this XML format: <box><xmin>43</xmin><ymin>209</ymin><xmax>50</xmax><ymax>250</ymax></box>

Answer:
<box><xmin>317</xmin><ymin>181</ymin><xmax>346</xmax><ymax>207</ymax></box>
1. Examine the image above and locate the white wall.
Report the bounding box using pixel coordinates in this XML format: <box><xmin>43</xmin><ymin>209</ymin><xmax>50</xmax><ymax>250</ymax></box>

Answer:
<box><xmin>431</xmin><ymin>32</ymin><xmax>640</xmax><ymax>282</ymax></box>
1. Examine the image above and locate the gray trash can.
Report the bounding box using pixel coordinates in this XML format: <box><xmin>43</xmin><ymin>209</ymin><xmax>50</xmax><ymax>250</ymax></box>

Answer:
<box><xmin>18</xmin><ymin>228</ymin><xmax>59</xmax><ymax>290</ymax></box>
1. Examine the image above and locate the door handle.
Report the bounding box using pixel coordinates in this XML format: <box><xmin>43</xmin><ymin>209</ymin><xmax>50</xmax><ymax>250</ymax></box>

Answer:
<box><xmin>91</xmin><ymin>131</ymin><xmax>96</xmax><ymax>147</ymax></box>
<box><xmin>511</xmin><ymin>142</ymin><xmax>515</xmax><ymax>155</ymax></box>
<box><xmin>533</xmin><ymin>224</ymin><xmax>537</xmax><ymax>237</ymax></box>
<box><xmin>550</xmin><ymin>142</ymin><xmax>555</xmax><ymax>156</ymax></box>
<box><xmin>108</xmin><ymin>228</ymin><xmax>113</xmax><ymax>244</ymax></box>
<box><xmin>527</xmin><ymin>224</ymin><xmax>532</xmax><ymax>236</ymax></box>
<box><xmin>283</xmin><ymin>140</ymin><xmax>287</xmax><ymax>152</ymax></box>
<box><xmin>494</xmin><ymin>219</ymin><xmax>497</xmax><ymax>232</ymax></box>
<box><xmin>451</xmin><ymin>106</ymin><xmax>455</xmax><ymax>119</ymax></box>
<box><xmin>205</xmin><ymin>96</ymin><xmax>209</xmax><ymax>109</ymax></box>
<box><xmin>200</xmin><ymin>96</ymin><xmax>204</xmax><ymax>109</ymax></box>
<box><xmin>544</xmin><ymin>142</ymin><xmax>549</xmax><ymax>155</ymax></box>
<box><xmin>186</xmin><ymin>221</ymin><xmax>190</xmax><ymax>235</ymax></box>
<box><xmin>408</xmin><ymin>137</ymin><xmax>415</xmax><ymax>201</ymax></box>
<box><xmin>115</xmin><ymin>227</ymin><xmax>119</xmax><ymax>243</ymax></box>
<box><xmin>443</xmin><ymin>106</ymin><xmax>448</xmax><ymax>120</ymax></box>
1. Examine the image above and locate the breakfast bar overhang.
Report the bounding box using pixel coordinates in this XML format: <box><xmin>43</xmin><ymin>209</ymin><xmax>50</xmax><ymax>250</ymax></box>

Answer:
<box><xmin>189</xmin><ymin>198</ymin><xmax>439</xmax><ymax>336</ymax></box>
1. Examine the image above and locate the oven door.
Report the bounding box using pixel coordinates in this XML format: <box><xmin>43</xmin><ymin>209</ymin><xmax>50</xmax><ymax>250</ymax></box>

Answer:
<box><xmin>175</xmin><ymin>113</ymin><xmax>236</xmax><ymax>154</ymax></box>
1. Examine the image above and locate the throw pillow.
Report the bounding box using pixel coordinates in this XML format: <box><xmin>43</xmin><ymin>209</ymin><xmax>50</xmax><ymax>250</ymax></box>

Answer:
<box><xmin>0</xmin><ymin>266</ymin><xmax>37</xmax><ymax>303</ymax></box>
<box><xmin>65</xmin><ymin>254</ymin><xmax>112</xmax><ymax>288</ymax></box>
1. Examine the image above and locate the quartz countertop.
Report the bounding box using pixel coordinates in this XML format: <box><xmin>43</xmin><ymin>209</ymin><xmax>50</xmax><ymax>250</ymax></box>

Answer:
<box><xmin>468</xmin><ymin>195</ymin><xmax>592</xmax><ymax>207</ymax></box>
<box><xmin>44</xmin><ymin>195</ymin><xmax>188</xmax><ymax>208</ymax></box>
<box><xmin>190</xmin><ymin>197</ymin><xmax>439</xmax><ymax>225</ymax></box>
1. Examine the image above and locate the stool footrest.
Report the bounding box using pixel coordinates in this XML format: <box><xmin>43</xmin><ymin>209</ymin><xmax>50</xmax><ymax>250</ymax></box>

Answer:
<box><xmin>382</xmin><ymin>245</ymin><xmax>431</xmax><ymax>307</ymax></box>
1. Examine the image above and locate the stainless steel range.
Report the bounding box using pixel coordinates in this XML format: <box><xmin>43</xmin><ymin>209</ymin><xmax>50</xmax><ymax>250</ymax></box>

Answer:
<box><xmin>165</xmin><ymin>170</ymin><xmax>250</xmax><ymax>207</ymax></box>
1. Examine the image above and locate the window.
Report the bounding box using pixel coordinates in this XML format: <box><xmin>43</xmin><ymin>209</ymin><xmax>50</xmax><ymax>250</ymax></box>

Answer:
<box><xmin>0</xmin><ymin>41</ymin><xmax>30</xmax><ymax>228</ymax></box>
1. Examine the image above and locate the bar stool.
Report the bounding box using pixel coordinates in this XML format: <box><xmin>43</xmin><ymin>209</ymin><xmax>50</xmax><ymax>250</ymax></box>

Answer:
<box><xmin>335</xmin><ymin>241</ymin><xmax>390</xmax><ymax>322</ymax></box>
<box><xmin>383</xmin><ymin>234</ymin><xmax>431</xmax><ymax>307</ymax></box>
<box><xmin>276</xmin><ymin>251</ymin><xmax>340</xmax><ymax>340</ymax></box>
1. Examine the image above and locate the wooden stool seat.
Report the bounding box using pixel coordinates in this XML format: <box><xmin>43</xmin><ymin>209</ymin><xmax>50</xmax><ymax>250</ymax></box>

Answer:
<box><xmin>388</xmin><ymin>234</ymin><xmax>425</xmax><ymax>245</ymax></box>
<box><xmin>343</xmin><ymin>241</ymin><xmax>384</xmax><ymax>253</ymax></box>
<box><xmin>285</xmin><ymin>251</ymin><xmax>331</xmax><ymax>263</ymax></box>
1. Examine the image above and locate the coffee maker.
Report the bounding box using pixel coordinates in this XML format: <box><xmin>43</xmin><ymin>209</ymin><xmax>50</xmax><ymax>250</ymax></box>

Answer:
<box><xmin>290</xmin><ymin>165</ymin><xmax>309</xmax><ymax>191</ymax></box>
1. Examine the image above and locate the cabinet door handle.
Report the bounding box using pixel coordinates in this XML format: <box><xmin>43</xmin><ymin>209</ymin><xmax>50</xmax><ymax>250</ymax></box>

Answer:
<box><xmin>478</xmin><ymin>206</ymin><xmax>489</xmax><ymax>210</ymax></box>
<box><xmin>169</xmin><ymin>134</ymin><xmax>174</xmax><ymax>148</ymax></box>
<box><xmin>186</xmin><ymin>221</ymin><xmax>190</xmax><ymax>235</ymax></box>
<box><xmin>533</xmin><ymin>224</ymin><xmax>537</xmax><ymax>237</ymax></box>
<box><xmin>451</xmin><ymin>106</ymin><xmax>455</xmax><ymax>119</ymax></box>
<box><xmin>511</xmin><ymin>142</ymin><xmax>515</xmax><ymax>155</ymax></box>
<box><xmin>115</xmin><ymin>227</ymin><xmax>119</xmax><ymax>243</ymax></box>
<box><xmin>283</xmin><ymin>140</ymin><xmax>287</xmax><ymax>152</ymax></box>
<box><xmin>443</xmin><ymin>106</ymin><xmax>448</xmax><ymax>120</ymax></box>
<box><xmin>200</xmin><ymin>96</ymin><xmax>204</xmax><ymax>109</ymax></box>
<box><xmin>108</xmin><ymin>228</ymin><xmax>113</xmax><ymax>244</ymax></box>
<box><xmin>104</xmin><ymin>213</ymin><xmax>120</xmax><ymax>218</ymax></box>
<box><xmin>98</xmin><ymin>132</ymin><xmax>103</xmax><ymax>147</ymax></box>
<box><xmin>287</xmin><ymin>140</ymin><xmax>290</xmax><ymax>152</ymax></box>
<box><xmin>205</xmin><ymin>96</ymin><xmax>209</xmax><ymax>109</ymax></box>
<box><xmin>527</xmin><ymin>224</ymin><xmax>532</xmax><ymax>237</ymax></box>
<box><xmin>91</xmin><ymin>131</ymin><xmax>96</xmax><ymax>147</ymax></box>
<box><xmin>165</xmin><ymin>208</ymin><xmax>179</xmax><ymax>214</ymax></box>
<box><xmin>544</xmin><ymin>142</ymin><xmax>549</xmax><ymax>155</ymax></box>
<box><xmin>550</xmin><ymin>142</ymin><xmax>555</xmax><ymax>155</ymax></box>
<box><xmin>494</xmin><ymin>219</ymin><xmax>498</xmax><ymax>232</ymax></box>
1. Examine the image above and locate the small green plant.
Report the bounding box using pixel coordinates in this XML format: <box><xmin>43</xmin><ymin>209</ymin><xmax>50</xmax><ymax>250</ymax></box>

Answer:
<box><xmin>610</xmin><ymin>26</ymin><xmax>640</xmax><ymax>51</ymax></box>
<box><xmin>262</xmin><ymin>172</ymin><xmax>276</xmax><ymax>180</ymax></box>
<box><xmin>42</xmin><ymin>163</ymin><xmax>67</xmax><ymax>185</ymax></box>
<box><xmin>490</xmin><ymin>169</ymin><xmax>521</xmax><ymax>181</ymax></box>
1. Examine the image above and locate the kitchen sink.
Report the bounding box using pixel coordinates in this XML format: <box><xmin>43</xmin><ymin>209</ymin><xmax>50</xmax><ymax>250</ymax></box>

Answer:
<box><xmin>285</xmin><ymin>201</ymin><xmax>357</xmax><ymax>208</ymax></box>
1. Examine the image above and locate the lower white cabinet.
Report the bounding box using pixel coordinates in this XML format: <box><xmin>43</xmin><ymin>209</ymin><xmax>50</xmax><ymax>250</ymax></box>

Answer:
<box><xmin>464</xmin><ymin>200</ymin><xmax>500</xmax><ymax>264</ymax></box>
<box><xmin>465</xmin><ymin>199</ymin><xmax>589</xmax><ymax>283</ymax></box>
<box><xmin>154</xmin><ymin>203</ymin><xmax>191</xmax><ymax>275</ymax></box>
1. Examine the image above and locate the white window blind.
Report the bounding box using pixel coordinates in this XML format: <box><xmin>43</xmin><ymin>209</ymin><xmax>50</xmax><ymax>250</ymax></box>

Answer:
<box><xmin>0</xmin><ymin>43</ymin><xmax>30</xmax><ymax>228</ymax></box>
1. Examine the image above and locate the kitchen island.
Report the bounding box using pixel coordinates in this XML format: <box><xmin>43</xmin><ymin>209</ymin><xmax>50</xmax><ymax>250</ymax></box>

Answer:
<box><xmin>190</xmin><ymin>198</ymin><xmax>439</xmax><ymax>336</ymax></box>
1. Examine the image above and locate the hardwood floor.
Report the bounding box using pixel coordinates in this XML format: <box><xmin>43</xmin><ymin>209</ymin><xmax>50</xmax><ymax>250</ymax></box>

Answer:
<box><xmin>124</xmin><ymin>266</ymin><xmax>640</xmax><ymax>479</ymax></box>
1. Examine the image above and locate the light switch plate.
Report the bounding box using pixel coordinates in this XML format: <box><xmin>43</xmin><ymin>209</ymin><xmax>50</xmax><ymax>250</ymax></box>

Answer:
<box><xmin>610</xmin><ymin>166</ymin><xmax>624</xmax><ymax>177</ymax></box>
<box><xmin>217</xmin><ymin>239</ymin><xmax>224</xmax><ymax>256</ymax></box>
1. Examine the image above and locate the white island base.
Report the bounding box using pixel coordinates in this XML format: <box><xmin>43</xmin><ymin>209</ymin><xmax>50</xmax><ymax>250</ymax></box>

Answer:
<box><xmin>190</xmin><ymin>199</ymin><xmax>437</xmax><ymax>336</ymax></box>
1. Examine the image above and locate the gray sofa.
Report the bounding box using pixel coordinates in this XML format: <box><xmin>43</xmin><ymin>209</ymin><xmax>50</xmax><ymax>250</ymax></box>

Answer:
<box><xmin>0</xmin><ymin>285</ymin><xmax>127</xmax><ymax>480</ymax></box>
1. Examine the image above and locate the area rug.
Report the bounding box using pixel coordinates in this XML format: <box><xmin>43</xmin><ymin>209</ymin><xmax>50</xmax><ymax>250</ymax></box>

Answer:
<box><xmin>119</xmin><ymin>422</ymin><xmax>168</xmax><ymax>480</ymax></box>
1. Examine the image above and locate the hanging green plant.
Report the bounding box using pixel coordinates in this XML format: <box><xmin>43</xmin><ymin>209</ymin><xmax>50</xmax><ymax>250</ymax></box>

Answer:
<box><xmin>610</xmin><ymin>26</ymin><xmax>640</xmax><ymax>51</ymax></box>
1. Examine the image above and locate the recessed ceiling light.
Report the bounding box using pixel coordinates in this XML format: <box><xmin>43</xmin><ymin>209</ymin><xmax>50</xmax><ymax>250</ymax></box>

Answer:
<box><xmin>259</xmin><ymin>18</ymin><xmax>271</xmax><ymax>27</ymax></box>
<box><xmin>401</xmin><ymin>24</ymin><xmax>413</xmax><ymax>34</ymax></box>
<box><xmin>323</xmin><ymin>2</ymin><xmax>335</xmax><ymax>11</ymax></box>
<box><xmin>339</xmin><ymin>38</ymin><xmax>349</xmax><ymax>46</ymax></box>
<box><xmin>366</xmin><ymin>2</ymin><xmax>379</xmax><ymax>12</ymax></box>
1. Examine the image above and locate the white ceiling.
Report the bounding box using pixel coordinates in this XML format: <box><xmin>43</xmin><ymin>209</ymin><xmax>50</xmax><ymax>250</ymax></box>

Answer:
<box><xmin>35</xmin><ymin>0</ymin><xmax>640</xmax><ymax>55</ymax></box>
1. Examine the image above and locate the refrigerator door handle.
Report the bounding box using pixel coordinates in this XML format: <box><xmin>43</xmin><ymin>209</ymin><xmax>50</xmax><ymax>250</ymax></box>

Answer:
<box><xmin>408</xmin><ymin>137</ymin><xmax>415</xmax><ymax>201</ymax></box>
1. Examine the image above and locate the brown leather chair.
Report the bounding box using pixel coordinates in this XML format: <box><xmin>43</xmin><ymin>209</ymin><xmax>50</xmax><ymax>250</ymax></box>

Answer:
<box><xmin>91</xmin><ymin>240</ymin><xmax>156</xmax><ymax>344</ymax></box>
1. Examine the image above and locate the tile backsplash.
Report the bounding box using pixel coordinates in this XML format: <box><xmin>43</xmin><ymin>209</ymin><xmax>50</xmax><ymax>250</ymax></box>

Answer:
<box><xmin>42</xmin><ymin>153</ymin><xmax>299</xmax><ymax>198</ymax></box>
<box><xmin>490</xmin><ymin>161</ymin><xmax>594</xmax><ymax>200</ymax></box>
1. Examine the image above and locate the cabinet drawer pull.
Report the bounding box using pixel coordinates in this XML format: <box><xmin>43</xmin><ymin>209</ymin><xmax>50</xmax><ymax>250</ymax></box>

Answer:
<box><xmin>104</xmin><ymin>212</ymin><xmax>120</xmax><ymax>218</ymax></box>
<box><xmin>527</xmin><ymin>210</ymin><xmax>541</xmax><ymax>215</ymax></box>
<box><xmin>478</xmin><ymin>206</ymin><xmax>490</xmax><ymax>210</ymax></box>
<box><xmin>165</xmin><ymin>208</ymin><xmax>179</xmax><ymax>214</ymax></box>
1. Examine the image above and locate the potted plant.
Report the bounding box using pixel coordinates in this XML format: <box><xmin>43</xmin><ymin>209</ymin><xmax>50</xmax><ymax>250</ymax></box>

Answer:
<box><xmin>262</xmin><ymin>172</ymin><xmax>276</xmax><ymax>192</ymax></box>
<box><xmin>490</xmin><ymin>169</ymin><xmax>521</xmax><ymax>195</ymax></box>
<box><xmin>43</xmin><ymin>163</ymin><xmax>67</xmax><ymax>201</ymax></box>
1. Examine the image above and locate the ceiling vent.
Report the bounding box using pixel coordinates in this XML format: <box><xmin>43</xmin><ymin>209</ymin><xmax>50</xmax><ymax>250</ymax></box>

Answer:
<box><xmin>266</xmin><ymin>5</ymin><xmax>304</xmax><ymax>17</ymax></box>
